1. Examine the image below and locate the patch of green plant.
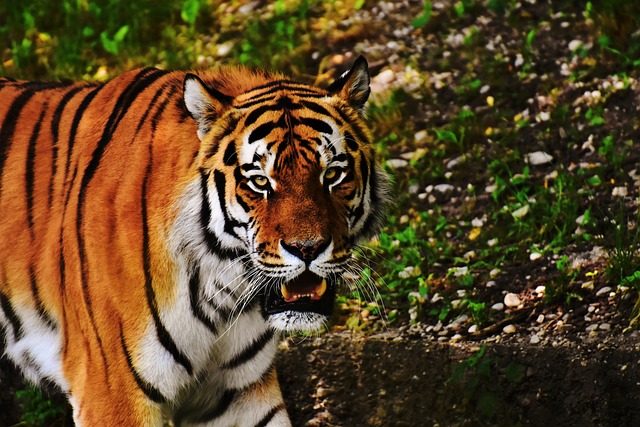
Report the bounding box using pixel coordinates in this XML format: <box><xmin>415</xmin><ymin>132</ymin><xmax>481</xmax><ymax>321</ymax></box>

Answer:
<box><xmin>412</xmin><ymin>0</ymin><xmax>433</xmax><ymax>29</ymax></box>
<box><xmin>15</xmin><ymin>386</ymin><xmax>66</xmax><ymax>427</ymax></box>
<box><xmin>604</xmin><ymin>202</ymin><xmax>640</xmax><ymax>286</ymax></box>
<box><xmin>545</xmin><ymin>255</ymin><xmax>581</xmax><ymax>305</ymax></box>
<box><xmin>587</xmin><ymin>0</ymin><xmax>640</xmax><ymax>69</ymax></box>
<box><xmin>233</xmin><ymin>0</ymin><xmax>317</xmax><ymax>72</ymax></box>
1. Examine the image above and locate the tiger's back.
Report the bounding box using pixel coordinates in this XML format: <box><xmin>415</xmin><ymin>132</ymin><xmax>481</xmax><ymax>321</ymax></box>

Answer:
<box><xmin>0</xmin><ymin>59</ymin><xmax>389</xmax><ymax>426</ymax></box>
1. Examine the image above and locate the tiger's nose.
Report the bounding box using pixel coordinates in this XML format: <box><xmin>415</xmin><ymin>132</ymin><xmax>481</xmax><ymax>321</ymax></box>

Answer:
<box><xmin>281</xmin><ymin>239</ymin><xmax>331</xmax><ymax>264</ymax></box>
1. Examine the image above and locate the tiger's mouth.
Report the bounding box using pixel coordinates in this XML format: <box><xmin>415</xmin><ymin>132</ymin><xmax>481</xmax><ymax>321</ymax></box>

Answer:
<box><xmin>263</xmin><ymin>270</ymin><xmax>336</xmax><ymax>316</ymax></box>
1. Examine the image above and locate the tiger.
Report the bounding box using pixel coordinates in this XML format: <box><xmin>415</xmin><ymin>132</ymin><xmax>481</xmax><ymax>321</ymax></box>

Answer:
<box><xmin>0</xmin><ymin>56</ymin><xmax>389</xmax><ymax>426</ymax></box>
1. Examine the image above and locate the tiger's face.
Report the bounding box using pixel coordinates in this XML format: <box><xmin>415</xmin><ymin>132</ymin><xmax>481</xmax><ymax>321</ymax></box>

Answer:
<box><xmin>183</xmin><ymin>57</ymin><xmax>388</xmax><ymax>332</ymax></box>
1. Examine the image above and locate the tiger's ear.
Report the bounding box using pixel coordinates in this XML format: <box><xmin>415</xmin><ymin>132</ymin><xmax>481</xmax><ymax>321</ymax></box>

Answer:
<box><xmin>183</xmin><ymin>74</ymin><xmax>232</xmax><ymax>140</ymax></box>
<box><xmin>327</xmin><ymin>56</ymin><xmax>370</xmax><ymax>113</ymax></box>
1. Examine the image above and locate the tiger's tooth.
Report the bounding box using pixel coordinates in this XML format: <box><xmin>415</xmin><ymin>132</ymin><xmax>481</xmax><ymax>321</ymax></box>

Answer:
<box><xmin>281</xmin><ymin>284</ymin><xmax>292</xmax><ymax>301</ymax></box>
<box><xmin>313</xmin><ymin>279</ymin><xmax>327</xmax><ymax>300</ymax></box>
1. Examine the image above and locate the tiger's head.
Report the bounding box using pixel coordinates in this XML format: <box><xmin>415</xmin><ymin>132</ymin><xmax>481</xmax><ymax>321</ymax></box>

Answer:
<box><xmin>182</xmin><ymin>57</ymin><xmax>389</xmax><ymax>332</ymax></box>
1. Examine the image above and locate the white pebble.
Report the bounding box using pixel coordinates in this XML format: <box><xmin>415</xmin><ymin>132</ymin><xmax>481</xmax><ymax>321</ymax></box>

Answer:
<box><xmin>525</xmin><ymin>151</ymin><xmax>554</xmax><ymax>166</ymax></box>
<box><xmin>468</xmin><ymin>324</ymin><xmax>478</xmax><ymax>334</ymax></box>
<box><xmin>596</xmin><ymin>286</ymin><xmax>612</xmax><ymax>297</ymax></box>
<box><xmin>504</xmin><ymin>293</ymin><xmax>521</xmax><ymax>307</ymax></box>
<box><xmin>568</xmin><ymin>39</ymin><xmax>583</xmax><ymax>52</ymax></box>
<box><xmin>415</xmin><ymin>130</ymin><xmax>428</xmax><ymax>143</ymax></box>
<box><xmin>503</xmin><ymin>324</ymin><xmax>516</xmax><ymax>334</ymax></box>
<box><xmin>529</xmin><ymin>252</ymin><xmax>542</xmax><ymax>261</ymax></box>
<box><xmin>434</xmin><ymin>183</ymin><xmax>455</xmax><ymax>193</ymax></box>
<box><xmin>385</xmin><ymin>159</ymin><xmax>409</xmax><ymax>169</ymax></box>
<box><xmin>599</xmin><ymin>323</ymin><xmax>611</xmax><ymax>331</ymax></box>
<box><xmin>491</xmin><ymin>302</ymin><xmax>504</xmax><ymax>311</ymax></box>
<box><xmin>530</xmin><ymin>334</ymin><xmax>541</xmax><ymax>344</ymax></box>
<box><xmin>612</xmin><ymin>186</ymin><xmax>628</xmax><ymax>197</ymax></box>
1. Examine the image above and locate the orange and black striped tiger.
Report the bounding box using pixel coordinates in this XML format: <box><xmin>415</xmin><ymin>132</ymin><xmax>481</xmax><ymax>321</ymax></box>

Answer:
<box><xmin>0</xmin><ymin>56</ymin><xmax>389</xmax><ymax>426</ymax></box>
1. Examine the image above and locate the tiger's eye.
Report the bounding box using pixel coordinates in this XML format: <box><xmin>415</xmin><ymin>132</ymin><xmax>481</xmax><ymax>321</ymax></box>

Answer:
<box><xmin>252</xmin><ymin>176</ymin><xmax>269</xmax><ymax>188</ymax></box>
<box><xmin>324</xmin><ymin>167</ymin><xmax>338</xmax><ymax>181</ymax></box>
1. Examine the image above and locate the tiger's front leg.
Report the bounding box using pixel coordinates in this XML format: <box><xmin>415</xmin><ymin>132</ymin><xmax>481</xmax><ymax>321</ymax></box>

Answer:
<box><xmin>178</xmin><ymin>368</ymin><xmax>291</xmax><ymax>427</ymax></box>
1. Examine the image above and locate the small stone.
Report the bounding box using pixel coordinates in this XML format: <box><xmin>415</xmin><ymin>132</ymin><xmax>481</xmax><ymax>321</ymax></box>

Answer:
<box><xmin>503</xmin><ymin>324</ymin><xmax>516</xmax><ymax>334</ymax></box>
<box><xmin>468</xmin><ymin>324</ymin><xmax>478</xmax><ymax>334</ymax></box>
<box><xmin>491</xmin><ymin>302</ymin><xmax>504</xmax><ymax>311</ymax></box>
<box><xmin>529</xmin><ymin>252</ymin><xmax>542</xmax><ymax>261</ymax></box>
<box><xmin>525</xmin><ymin>151</ymin><xmax>553</xmax><ymax>166</ymax></box>
<box><xmin>504</xmin><ymin>293</ymin><xmax>521</xmax><ymax>307</ymax></box>
<box><xmin>586</xmin><ymin>324</ymin><xmax>599</xmax><ymax>332</ymax></box>
<box><xmin>512</xmin><ymin>205</ymin><xmax>530</xmax><ymax>219</ymax></box>
<box><xmin>599</xmin><ymin>323</ymin><xmax>611</xmax><ymax>331</ymax></box>
<box><xmin>385</xmin><ymin>159</ymin><xmax>409</xmax><ymax>169</ymax></box>
<box><xmin>596</xmin><ymin>286</ymin><xmax>612</xmax><ymax>297</ymax></box>
<box><xmin>486</xmin><ymin>280</ymin><xmax>497</xmax><ymax>288</ymax></box>
<box><xmin>568</xmin><ymin>39</ymin><xmax>583</xmax><ymax>51</ymax></box>
<box><xmin>535</xmin><ymin>286</ymin><xmax>546</xmax><ymax>295</ymax></box>
<box><xmin>536</xmin><ymin>314</ymin><xmax>545</xmax><ymax>323</ymax></box>
<box><xmin>612</xmin><ymin>186</ymin><xmax>628</xmax><ymax>197</ymax></box>
<box><xmin>414</xmin><ymin>130</ymin><xmax>428</xmax><ymax>143</ymax></box>
<box><xmin>215</xmin><ymin>42</ymin><xmax>234</xmax><ymax>57</ymax></box>
<box><xmin>530</xmin><ymin>334</ymin><xmax>541</xmax><ymax>344</ymax></box>
<box><xmin>489</xmin><ymin>268</ymin><xmax>500</xmax><ymax>278</ymax></box>
<box><xmin>434</xmin><ymin>183</ymin><xmax>455</xmax><ymax>193</ymax></box>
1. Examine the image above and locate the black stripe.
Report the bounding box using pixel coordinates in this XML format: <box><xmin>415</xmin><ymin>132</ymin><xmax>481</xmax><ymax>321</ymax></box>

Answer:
<box><xmin>151</xmin><ymin>84</ymin><xmax>178</xmax><ymax>132</ymax></box>
<box><xmin>119</xmin><ymin>326</ymin><xmax>166</xmax><ymax>404</ymax></box>
<box><xmin>334</xmin><ymin>108</ymin><xmax>369</xmax><ymax>148</ymax></box>
<box><xmin>0</xmin><ymin>89</ymin><xmax>36</xmax><ymax>200</ymax></box>
<box><xmin>299</xmin><ymin>117</ymin><xmax>332</xmax><ymax>135</ymax></box>
<box><xmin>13</xmin><ymin>80</ymin><xmax>76</xmax><ymax>90</ymax></box>
<box><xmin>343</xmin><ymin>131</ymin><xmax>359</xmax><ymax>151</ymax></box>
<box><xmin>244</xmin><ymin>103</ymin><xmax>277</xmax><ymax>127</ymax></box>
<box><xmin>359</xmin><ymin>159</ymin><xmax>381</xmax><ymax>238</ymax></box>
<box><xmin>135</xmin><ymin>85</ymin><xmax>167</xmax><ymax>134</ymax></box>
<box><xmin>189</xmin><ymin>265</ymin><xmax>218</xmax><ymax>335</ymax></box>
<box><xmin>62</xmin><ymin>85</ymin><xmax>104</xmax><ymax>194</ymax></box>
<box><xmin>26</xmin><ymin>104</ymin><xmax>47</xmax><ymax>237</ymax></box>
<box><xmin>221</xmin><ymin>328</ymin><xmax>274</xmax><ymax>369</ymax></box>
<box><xmin>300</xmin><ymin>100</ymin><xmax>335</xmax><ymax>120</ymax></box>
<box><xmin>248</xmin><ymin>121</ymin><xmax>278</xmax><ymax>144</ymax></box>
<box><xmin>199</xmin><ymin>170</ymin><xmax>245</xmax><ymax>259</ymax></box>
<box><xmin>223</xmin><ymin>141</ymin><xmax>237</xmax><ymax>166</ymax></box>
<box><xmin>235</xmin><ymin>95</ymin><xmax>277</xmax><ymax>109</ymax></box>
<box><xmin>254</xmin><ymin>404</ymin><xmax>286</xmax><ymax>427</ymax></box>
<box><xmin>142</xmin><ymin>136</ymin><xmax>194</xmax><ymax>375</ymax></box>
<box><xmin>213</xmin><ymin>169</ymin><xmax>242</xmax><ymax>240</ymax></box>
<box><xmin>29</xmin><ymin>267</ymin><xmax>55</xmax><ymax>329</ymax></box>
<box><xmin>194</xmin><ymin>389</ymin><xmax>236</xmax><ymax>423</ymax></box>
<box><xmin>0</xmin><ymin>291</ymin><xmax>23</xmax><ymax>340</ymax></box>
<box><xmin>350</xmin><ymin>154</ymin><xmax>369</xmax><ymax>227</ymax></box>
<box><xmin>50</xmin><ymin>86</ymin><xmax>85</xmax><ymax>207</ymax></box>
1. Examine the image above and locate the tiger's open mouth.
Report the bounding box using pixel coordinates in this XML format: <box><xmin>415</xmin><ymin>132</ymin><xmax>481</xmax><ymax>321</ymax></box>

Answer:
<box><xmin>263</xmin><ymin>270</ymin><xmax>336</xmax><ymax>316</ymax></box>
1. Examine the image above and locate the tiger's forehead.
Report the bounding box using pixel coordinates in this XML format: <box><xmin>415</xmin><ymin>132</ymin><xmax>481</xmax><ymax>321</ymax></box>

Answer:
<box><xmin>233</xmin><ymin>80</ymin><xmax>329</xmax><ymax>107</ymax></box>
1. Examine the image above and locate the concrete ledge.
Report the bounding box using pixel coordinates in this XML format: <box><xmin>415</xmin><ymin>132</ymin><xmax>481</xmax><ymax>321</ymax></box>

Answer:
<box><xmin>277</xmin><ymin>333</ymin><xmax>640</xmax><ymax>426</ymax></box>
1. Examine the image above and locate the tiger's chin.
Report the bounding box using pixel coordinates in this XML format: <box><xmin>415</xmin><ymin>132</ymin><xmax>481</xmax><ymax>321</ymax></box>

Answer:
<box><xmin>263</xmin><ymin>270</ymin><xmax>337</xmax><ymax>333</ymax></box>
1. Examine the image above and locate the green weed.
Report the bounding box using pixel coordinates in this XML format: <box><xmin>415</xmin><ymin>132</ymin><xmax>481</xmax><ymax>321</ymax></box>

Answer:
<box><xmin>15</xmin><ymin>386</ymin><xmax>66</xmax><ymax>427</ymax></box>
